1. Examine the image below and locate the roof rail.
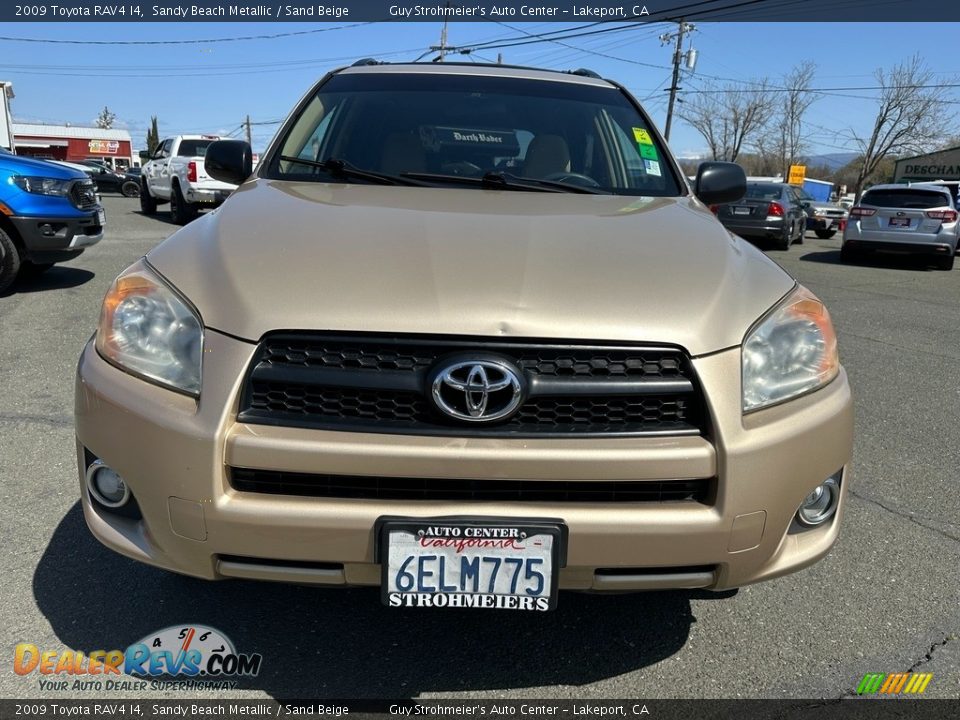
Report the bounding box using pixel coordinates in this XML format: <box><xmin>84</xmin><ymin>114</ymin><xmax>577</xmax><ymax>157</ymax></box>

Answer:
<box><xmin>569</xmin><ymin>68</ymin><xmax>602</xmax><ymax>79</ymax></box>
<box><xmin>351</xmin><ymin>58</ymin><xmax>381</xmax><ymax>67</ymax></box>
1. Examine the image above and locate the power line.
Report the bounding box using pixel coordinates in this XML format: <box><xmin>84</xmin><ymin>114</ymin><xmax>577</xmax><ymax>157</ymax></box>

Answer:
<box><xmin>489</xmin><ymin>21</ymin><xmax>672</xmax><ymax>70</ymax></box>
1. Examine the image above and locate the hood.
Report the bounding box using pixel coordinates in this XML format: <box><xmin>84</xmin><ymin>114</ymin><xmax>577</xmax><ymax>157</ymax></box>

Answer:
<box><xmin>147</xmin><ymin>180</ymin><xmax>796</xmax><ymax>356</ymax></box>
<box><xmin>0</xmin><ymin>153</ymin><xmax>87</xmax><ymax>179</ymax></box>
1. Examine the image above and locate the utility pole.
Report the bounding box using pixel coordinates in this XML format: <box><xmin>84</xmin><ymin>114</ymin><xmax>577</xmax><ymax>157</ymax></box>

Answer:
<box><xmin>661</xmin><ymin>19</ymin><xmax>695</xmax><ymax>143</ymax></box>
<box><xmin>244</xmin><ymin>115</ymin><xmax>252</xmax><ymax>147</ymax></box>
<box><xmin>430</xmin><ymin>7</ymin><xmax>451</xmax><ymax>62</ymax></box>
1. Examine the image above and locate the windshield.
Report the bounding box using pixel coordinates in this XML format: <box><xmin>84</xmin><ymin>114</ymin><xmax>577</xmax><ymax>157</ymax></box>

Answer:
<box><xmin>177</xmin><ymin>139</ymin><xmax>215</xmax><ymax>157</ymax></box>
<box><xmin>268</xmin><ymin>72</ymin><xmax>681</xmax><ymax>196</ymax></box>
<box><xmin>744</xmin><ymin>184</ymin><xmax>783</xmax><ymax>200</ymax></box>
<box><xmin>861</xmin><ymin>189</ymin><xmax>951</xmax><ymax>209</ymax></box>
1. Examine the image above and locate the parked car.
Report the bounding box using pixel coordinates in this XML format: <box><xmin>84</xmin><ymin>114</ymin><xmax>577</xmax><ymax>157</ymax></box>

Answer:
<box><xmin>797</xmin><ymin>190</ymin><xmax>848</xmax><ymax>239</ymax></box>
<box><xmin>77</xmin><ymin>161</ymin><xmax>140</xmax><ymax>197</ymax></box>
<box><xmin>0</xmin><ymin>148</ymin><xmax>103</xmax><ymax>292</ymax></box>
<box><xmin>140</xmin><ymin>135</ymin><xmax>236</xmax><ymax>223</ymax></box>
<box><xmin>842</xmin><ymin>183</ymin><xmax>958</xmax><ymax>270</ymax></box>
<box><xmin>75</xmin><ymin>62</ymin><xmax>852</xmax><ymax>608</ymax></box>
<box><xmin>712</xmin><ymin>181</ymin><xmax>807</xmax><ymax>250</ymax></box>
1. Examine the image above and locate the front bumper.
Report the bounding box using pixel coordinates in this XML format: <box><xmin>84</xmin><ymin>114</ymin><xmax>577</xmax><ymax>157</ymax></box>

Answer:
<box><xmin>10</xmin><ymin>209</ymin><xmax>104</xmax><ymax>263</ymax></box>
<box><xmin>75</xmin><ymin>331</ymin><xmax>853</xmax><ymax>592</ymax></box>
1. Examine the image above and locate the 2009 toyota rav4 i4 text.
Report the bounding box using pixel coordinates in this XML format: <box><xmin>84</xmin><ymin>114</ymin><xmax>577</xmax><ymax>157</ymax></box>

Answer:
<box><xmin>75</xmin><ymin>62</ymin><xmax>853</xmax><ymax>611</ymax></box>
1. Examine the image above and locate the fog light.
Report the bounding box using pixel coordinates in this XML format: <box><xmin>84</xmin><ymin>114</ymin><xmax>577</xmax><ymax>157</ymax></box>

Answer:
<box><xmin>796</xmin><ymin>474</ymin><xmax>840</xmax><ymax>527</ymax></box>
<box><xmin>85</xmin><ymin>460</ymin><xmax>130</xmax><ymax>508</ymax></box>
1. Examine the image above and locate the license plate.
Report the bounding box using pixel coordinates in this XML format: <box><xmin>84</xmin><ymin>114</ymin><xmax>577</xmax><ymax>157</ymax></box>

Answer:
<box><xmin>889</xmin><ymin>217</ymin><xmax>911</xmax><ymax>227</ymax></box>
<box><xmin>379</xmin><ymin>518</ymin><xmax>564</xmax><ymax>612</ymax></box>
<box><xmin>732</xmin><ymin>206</ymin><xmax>751</xmax><ymax>215</ymax></box>
<box><xmin>97</xmin><ymin>208</ymin><xmax>106</xmax><ymax>226</ymax></box>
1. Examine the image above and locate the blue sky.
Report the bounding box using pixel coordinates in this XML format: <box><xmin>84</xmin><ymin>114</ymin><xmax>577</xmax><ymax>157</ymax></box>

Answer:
<box><xmin>3</xmin><ymin>21</ymin><xmax>957</xmax><ymax>158</ymax></box>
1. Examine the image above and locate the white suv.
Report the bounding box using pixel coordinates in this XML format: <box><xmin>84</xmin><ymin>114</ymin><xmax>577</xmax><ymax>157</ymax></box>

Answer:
<box><xmin>842</xmin><ymin>184</ymin><xmax>958</xmax><ymax>270</ymax></box>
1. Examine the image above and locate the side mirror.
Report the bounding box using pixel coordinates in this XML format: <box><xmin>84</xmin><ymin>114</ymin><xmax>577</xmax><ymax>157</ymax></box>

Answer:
<box><xmin>205</xmin><ymin>140</ymin><xmax>253</xmax><ymax>185</ymax></box>
<box><xmin>139</xmin><ymin>150</ymin><xmax>150</xmax><ymax>161</ymax></box>
<box><xmin>694</xmin><ymin>161</ymin><xmax>746</xmax><ymax>206</ymax></box>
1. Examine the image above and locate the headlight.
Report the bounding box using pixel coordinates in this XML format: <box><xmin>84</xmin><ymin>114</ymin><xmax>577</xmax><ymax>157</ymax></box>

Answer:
<box><xmin>742</xmin><ymin>286</ymin><xmax>839</xmax><ymax>412</ymax></box>
<box><xmin>96</xmin><ymin>260</ymin><xmax>203</xmax><ymax>396</ymax></box>
<box><xmin>11</xmin><ymin>175</ymin><xmax>72</xmax><ymax>196</ymax></box>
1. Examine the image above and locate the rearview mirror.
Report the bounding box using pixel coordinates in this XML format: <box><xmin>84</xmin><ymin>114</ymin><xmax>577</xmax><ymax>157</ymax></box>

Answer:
<box><xmin>205</xmin><ymin>140</ymin><xmax>253</xmax><ymax>185</ymax></box>
<box><xmin>694</xmin><ymin>162</ymin><xmax>746</xmax><ymax>206</ymax></box>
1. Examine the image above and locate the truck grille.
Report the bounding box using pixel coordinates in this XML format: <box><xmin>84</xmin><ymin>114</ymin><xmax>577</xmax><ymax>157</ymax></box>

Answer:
<box><xmin>70</xmin><ymin>180</ymin><xmax>99</xmax><ymax>210</ymax></box>
<box><xmin>237</xmin><ymin>334</ymin><xmax>708</xmax><ymax>437</ymax></box>
<box><xmin>230</xmin><ymin>468</ymin><xmax>713</xmax><ymax>504</ymax></box>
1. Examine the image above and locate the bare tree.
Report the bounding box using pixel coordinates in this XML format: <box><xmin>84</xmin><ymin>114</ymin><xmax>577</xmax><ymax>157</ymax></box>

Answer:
<box><xmin>95</xmin><ymin>106</ymin><xmax>116</xmax><ymax>129</ymax></box>
<box><xmin>679</xmin><ymin>80</ymin><xmax>773</xmax><ymax>162</ymax></box>
<box><xmin>847</xmin><ymin>55</ymin><xmax>956</xmax><ymax>200</ymax></box>
<box><xmin>764</xmin><ymin>61</ymin><xmax>817</xmax><ymax>177</ymax></box>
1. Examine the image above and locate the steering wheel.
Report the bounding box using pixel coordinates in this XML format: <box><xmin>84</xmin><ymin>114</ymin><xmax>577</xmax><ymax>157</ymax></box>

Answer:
<box><xmin>542</xmin><ymin>172</ymin><xmax>601</xmax><ymax>188</ymax></box>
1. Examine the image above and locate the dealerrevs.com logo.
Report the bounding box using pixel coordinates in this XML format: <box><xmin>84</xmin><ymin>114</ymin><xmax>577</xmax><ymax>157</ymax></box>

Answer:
<box><xmin>14</xmin><ymin>625</ymin><xmax>262</xmax><ymax>692</ymax></box>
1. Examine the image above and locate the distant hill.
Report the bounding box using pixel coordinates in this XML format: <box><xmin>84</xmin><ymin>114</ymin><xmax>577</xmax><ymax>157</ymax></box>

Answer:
<box><xmin>803</xmin><ymin>152</ymin><xmax>858</xmax><ymax>170</ymax></box>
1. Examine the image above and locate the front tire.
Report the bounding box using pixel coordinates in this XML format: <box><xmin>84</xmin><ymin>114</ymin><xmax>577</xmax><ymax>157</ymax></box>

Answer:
<box><xmin>815</xmin><ymin>229</ymin><xmax>836</xmax><ymax>240</ymax></box>
<box><xmin>121</xmin><ymin>180</ymin><xmax>140</xmax><ymax>198</ymax></box>
<box><xmin>139</xmin><ymin>178</ymin><xmax>157</xmax><ymax>214</ymax></box>
<box><xmin>169</xmin><ymin>183</ymin><xmax>197</xmax><ymax>225</ymax></box>
<box><xmin>0</xmin><ymin>227</ymin><xmax>23</xmax><ymax>294</ymax></box>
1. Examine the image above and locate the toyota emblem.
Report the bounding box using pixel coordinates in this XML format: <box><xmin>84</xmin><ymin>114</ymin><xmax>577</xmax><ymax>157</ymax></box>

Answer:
<box><xmin>430</xmin><ymin>359</ymin><xmax>524</xmax><ymax>422</ymax></box>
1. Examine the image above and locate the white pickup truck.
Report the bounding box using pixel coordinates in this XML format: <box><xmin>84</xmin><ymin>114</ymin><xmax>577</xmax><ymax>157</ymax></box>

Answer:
<box><xmin>140</xmin><ymin>135</ymin><xmax>237</xmax><ymax>224</ymax></box>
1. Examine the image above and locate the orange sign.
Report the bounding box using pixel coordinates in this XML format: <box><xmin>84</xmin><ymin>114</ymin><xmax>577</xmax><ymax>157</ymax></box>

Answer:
<box><xmin>788</xmin><ymin>164</ymin><xmax>806</xmax><ymax>185</ymax></box>
<box><xmin>88</xmin><ymin>139</ymin><xmax>120</xmax><ymax>154</ymax></box>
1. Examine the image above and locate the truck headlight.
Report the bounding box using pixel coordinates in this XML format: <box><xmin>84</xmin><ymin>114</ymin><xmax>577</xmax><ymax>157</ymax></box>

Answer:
<box><xmin>742</xmin><ymin>286</ymin><xmax>839</xmax><ymax>412</ymax></box>
<box><xmin>96</xmin><ymin>260</ymin><xmax>203</xmax><ymax>396</ymax></box>
<box><xmin>11</xmin><ymin>175</ymin><xmax>72</xmax><ymax>197</ymax></box>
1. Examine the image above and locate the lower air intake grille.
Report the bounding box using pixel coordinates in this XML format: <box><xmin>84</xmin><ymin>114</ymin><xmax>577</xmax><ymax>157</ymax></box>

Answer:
<box><xmin>230</xmin><ymin>468</ymin><xmax>714</xmax><ymax>504</ymax></box>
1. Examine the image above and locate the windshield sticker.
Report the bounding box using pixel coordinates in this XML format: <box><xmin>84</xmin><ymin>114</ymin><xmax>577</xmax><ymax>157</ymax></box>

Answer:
<box><xmin>420</xmin><ymin>126</ymin><xmax>521</xmax><ymax>154</ymax></box>
<box><xmin>643</xmin><ymin>159</ymin><xmax>662</xmax><ymax>177</ymax></box>
<box><xmin>639</xmin><ymin>144</ymin><xmax>659</xmax><ymax>160</ymax></box>
<box><xmin>632</xmin><ymin>128</ymin><xmax>654</xmax><ymax>145</ymax></box>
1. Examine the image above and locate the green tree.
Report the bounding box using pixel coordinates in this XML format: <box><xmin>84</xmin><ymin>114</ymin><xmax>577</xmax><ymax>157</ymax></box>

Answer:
<box><xmin>146</xmin><ymin>116</ymin><xmax>160</xmax><ymax>155</ymax></box>
<box><xmin>95</xmin><ymin>106</ymin><xmax>116</xmax><ymax>129</ymax></box>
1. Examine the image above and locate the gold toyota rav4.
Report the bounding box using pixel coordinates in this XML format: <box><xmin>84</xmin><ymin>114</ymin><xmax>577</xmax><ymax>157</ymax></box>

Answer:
<box><xmin>75</xmin><ymin>62</ymin><xmax>852</xmax><ymax>611</ymax></box>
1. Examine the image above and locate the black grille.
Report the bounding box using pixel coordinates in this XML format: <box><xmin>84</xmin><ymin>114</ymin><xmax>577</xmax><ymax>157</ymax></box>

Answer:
<box><xmin>230</xmin><ymin>468</ymin><xmax>713</xmax><ymax>504</ymax></box>
<box><xmin>70</xmin><ymin>180</ymin><xmax>98</xmax><ymax>210</ymax></box>
<box><xmin>260</xmin><ymin>339</ymin><xmax>685</xmax><ymax>379</ymax></box>
<box><xmin>239</xmin><ymin>334</ymin><xmax>707</xmax><ymax>437</ymax></box>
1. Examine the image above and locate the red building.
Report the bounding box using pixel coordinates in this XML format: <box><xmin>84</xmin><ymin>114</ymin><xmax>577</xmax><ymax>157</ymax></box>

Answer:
<box><xmin>12</xmin><ymin>122</ymin><xmax>136</xmax><ymax>170</ymax></box>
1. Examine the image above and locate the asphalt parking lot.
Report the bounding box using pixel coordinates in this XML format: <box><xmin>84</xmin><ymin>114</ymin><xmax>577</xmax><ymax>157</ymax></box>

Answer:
<box><xmin>1</xmin><ymin>194</ymin><xmax>958</xmax><ymax>700</ymax></box>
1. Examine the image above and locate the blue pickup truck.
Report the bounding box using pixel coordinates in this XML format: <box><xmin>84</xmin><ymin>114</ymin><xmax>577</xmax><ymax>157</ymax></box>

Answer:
<box><xmin>0</xmin><ymin>148</ymin><xmax>104</xmax><ymax>293</ymax></box>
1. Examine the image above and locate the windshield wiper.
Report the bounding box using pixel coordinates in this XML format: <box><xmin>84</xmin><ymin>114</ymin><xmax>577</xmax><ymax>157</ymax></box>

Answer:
<box><xmin>401</xmin><ymin>170</ymin><xmax>609</xmax><ymax>194</ymax></box>
<box><xmin>278</xmin><ymin>156</ymin><xmax>428</xmax><ymax>186</ymax></box>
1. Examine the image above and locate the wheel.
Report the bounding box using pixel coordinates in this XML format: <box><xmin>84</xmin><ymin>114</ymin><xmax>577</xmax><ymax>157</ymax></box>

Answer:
<box><xmin>775</xmin><ymin>222</ymin><xmax>792</xmax><ymax>251</ymax></box>
<box><xmin>795</xmin><ymin>221</ymin><xmax>804</xmax><ymax>244</ymax></box>
<box><xmin>936</xmin><ymin>254</ymin><xmax>954</xmax><ymax>271</ymax></box>
<box><xmin>139</xmin><ymin>178</ymin><xmax>157</xmax><ymax>214</ymax></box>
<box><xmin>0</xmin><ymin>227</ymin><xmax>22</xmax><ymax>294</ymax></box>
<box><xmin>121</xmin><ymin>180</ymin><xmax>140</xmax><ymax>198</ymax></box>
<box><xmin>18</xmin><ymin>261</ymin><xmax>54</xmax><ymax>280</ymax></box>
<box><xmin>815</xmin><ymin>230</ymin><xmax>836</xmax><ymax>240</ymax></box>
<box><xmin>169</xmin><ymin>182</ymin><xmax>197</xmax><ymax>225</ymax></box>
<box><xmin>840</xmin><ymin>244</ymin><xmax>858</xmax><ymax>264</ymax></box>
